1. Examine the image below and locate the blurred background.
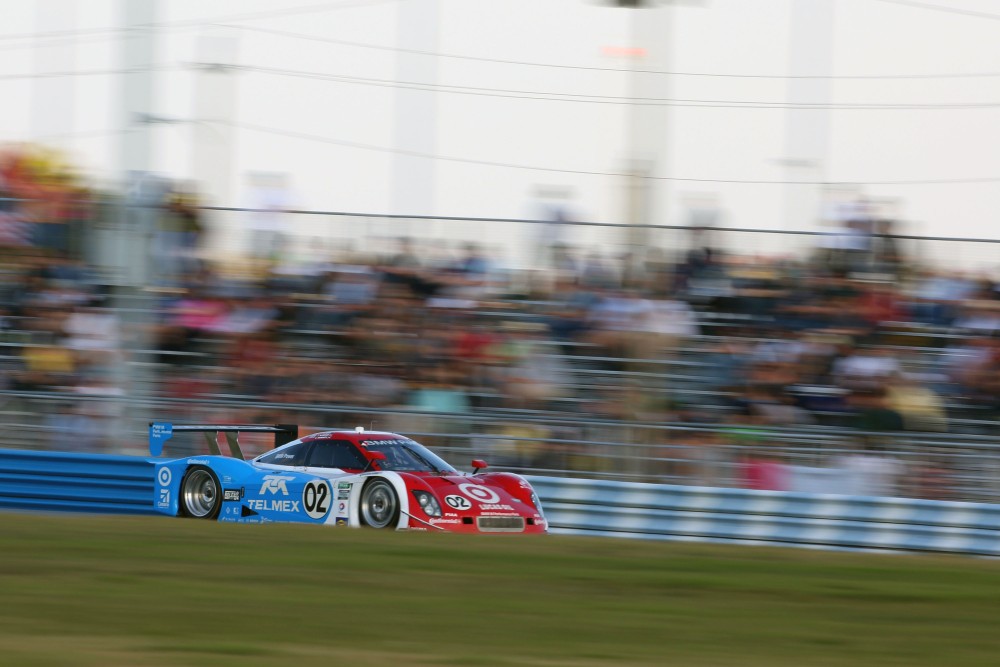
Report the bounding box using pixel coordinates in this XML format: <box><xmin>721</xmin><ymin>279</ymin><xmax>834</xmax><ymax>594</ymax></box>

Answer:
<box><xmin>3</xmin><ymin>0</ymin><xmax>1000</xmax><ymax>502</ymax></box>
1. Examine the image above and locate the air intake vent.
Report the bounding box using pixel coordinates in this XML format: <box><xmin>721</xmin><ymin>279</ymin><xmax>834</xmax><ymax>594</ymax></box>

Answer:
<box><xmin>477</xmin><ymin>516</ymin><xmax>525</xmax><ymax>532</ymax></box>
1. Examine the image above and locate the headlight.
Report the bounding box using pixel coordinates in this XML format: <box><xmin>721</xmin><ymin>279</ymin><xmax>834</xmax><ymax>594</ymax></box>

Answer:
<box><xmin>411</xmin><ymin>490</ymin><xmax>442</xmax><ymax>517</ymax></box>
<box><xmin>530</xmin><ymin>491</ymin><xmax>543</xmax><ymax>513</ymax></box>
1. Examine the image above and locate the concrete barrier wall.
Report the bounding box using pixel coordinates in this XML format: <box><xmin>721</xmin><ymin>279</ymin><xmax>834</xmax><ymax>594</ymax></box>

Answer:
<box><xmin>0</xmin><ymin>450</ymin><xmax>158</xmax><ymax>515</ymax></box>
<box><xmin>1</xmin><ymin>449</ymin><xmax>997</xmax><ymax>555</ymax></box>
<box><xmin>525</xmin><ymin>476</ymin><xmax>1000</xmax><ymax>556</ymax></box>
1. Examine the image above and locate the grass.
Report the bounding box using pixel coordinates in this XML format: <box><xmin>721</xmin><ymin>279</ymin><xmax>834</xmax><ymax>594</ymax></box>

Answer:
<box><xmin>1</xmin><ymin>513</ymin><xmax>999</xmax><ymax>666</ymax></box>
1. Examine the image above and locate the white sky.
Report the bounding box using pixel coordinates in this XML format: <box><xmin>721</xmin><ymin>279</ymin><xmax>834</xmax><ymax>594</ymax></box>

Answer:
<box><xmin>2</xmin><ymin>0</ymin><xmax>999</xmax><ymax>263</ymax></box>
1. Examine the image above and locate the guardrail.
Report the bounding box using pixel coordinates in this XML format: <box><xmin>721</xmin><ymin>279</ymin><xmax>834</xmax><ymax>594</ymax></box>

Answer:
<box><xmin>2</xmin><ymin>449</ymin><xmax>998</xmax><ymax>555</ymax></box>
<box><xmin>0</xmin><ymin>450</ymin><xmax>158</xmax><ymax>515</ymax></box>
<box><xmin>525</xmin><ymin>476</ymin><xmax>1000</xmax><ymax>556</ymax></box>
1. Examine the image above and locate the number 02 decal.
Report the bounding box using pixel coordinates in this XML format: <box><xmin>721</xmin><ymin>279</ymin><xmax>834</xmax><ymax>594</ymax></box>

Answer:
<box><xmin>444</xmin><ymin>495</ymin><xmax>472</xmax><ymax>511</ymax></box>
<box><xmin>303</xmin><ymin>480</ymin><xmax>331</xmax><ymax>519</ymax></box>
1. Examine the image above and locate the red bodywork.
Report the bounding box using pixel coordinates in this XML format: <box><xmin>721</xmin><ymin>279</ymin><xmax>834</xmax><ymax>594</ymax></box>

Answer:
<box><xmin>399</xmin><ymin>470</ymin><xmax>548</xmax><ymax>534</ymax></box>
<box><xmin>301</xmin><ymin>429</ymin><xmax>547</xmax><ymax>534</ymax></box>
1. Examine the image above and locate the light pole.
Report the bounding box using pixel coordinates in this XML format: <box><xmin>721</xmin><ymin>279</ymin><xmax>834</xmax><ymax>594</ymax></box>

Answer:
<box><xmin>31</xmin><ymin>0</ymin><xmax>78</xmax><ymax>148</ymax></box>
<box><xmin>391</xmin><ymin>0</ymin><xmax>440</xmax><ymax>232</ymax></box>
<box><xmin>603</xmin><ymin>1</ymin><xmax>700</xmax><ymax>265</ymax></box>
<box><xmin>782</xmin><ymin>0</ymin><xmax>835</xmax><ymax>237</ymax></box>
<box><xmin>192</xmin><ymin>33</ymin><xmax>239</xmax><ymax>210</ymax></box>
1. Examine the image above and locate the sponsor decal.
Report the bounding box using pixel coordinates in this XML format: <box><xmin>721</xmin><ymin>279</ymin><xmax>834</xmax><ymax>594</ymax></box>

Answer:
<box><xmin>188</xmin><ymin>459</ymin><xmax>209</xmax><ymax>465</ymax></box>
<box><xmin>335</xmin><ymin>517</ymin><xmax>348</xmax><ymax>526</ymax></box>
<box><xmin>246</xmin><ymin>498</ymin><xmax>300</xmax><ymax>512</ymax></box>
<box><xmin>223</xmin><ymin>475</ymin><xmax>232</xmax><ymax>483</ymax></box>
<box><xmin>223</xmin><ymin>489</ymin><xmax>242</xmax><ymax>502</ymax></box>
<box><xmin>150</xmin><ymin>423</ymin><xmax>172</xmax><ymax>456</ymax></box>
<box><xmin>337</xmin><ymin>482</ymin><xmax>352</xmax><ymax>490</ymax></box>
<box><xmin>458</xmin><ymin>483</ymin><xmax>500</xmax><ymax>505</ymax></box>
<box><xmin>302</xmin><ymin>480</ymin><xmax>331</xmax><ymax>520</ymax></box>
<box><xmin>444</xmin><ymin>495</ymin><xmax>472</xmax><ymax>511</ymax></box>
<box><xmin>336</xmin><ymin>499</ymin><xmax>349</xmax><ymax>518</ymax></box>
<box><xmin>157</xmin><ymin>489</ymin><xmax>170</xmax><ymax>508</ymax></box>
<box><xmin>157</xmin><ymin>467</ymin><xmax>171</xmax><ymax>487</ymax></box>
<box><xmin>260</xmin><ymin>475</ymin><xmax>294</xmax><ymax>496</ymax></box>
<box><xmin>360</xmin><ymin>439</ymin><xmax>411</xmax><ymax>447</ymax></box>
<box><xmin>429</xmin><ymin>518</ymin><xmax>461</xmax><ymax>525</ymax></box>
<box><xmin>480</xmin><ymin>503</ymin><xmax>514</xmax><ymax>511</ymax></box>
<box><xmin>337</xmin><ymin>490</ymin><xmax>350</xmax><ymax>500</ymax></box>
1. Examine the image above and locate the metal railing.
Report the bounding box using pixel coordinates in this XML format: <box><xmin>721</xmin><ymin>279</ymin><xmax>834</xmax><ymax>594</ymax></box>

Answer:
<box><xmin>3</xmin><ymin>388</ymin><xmax>1000</xmax><ymax>503</ymax></box>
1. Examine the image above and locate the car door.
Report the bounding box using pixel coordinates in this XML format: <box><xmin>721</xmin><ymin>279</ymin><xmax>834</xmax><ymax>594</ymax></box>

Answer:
<box><xmin>300</xmin><ymin>439</ymin><xmax>370</xmax><ymax>523</ymax></box>
<box><xmin>246</xmin><ymin>441</ymin><xmax>315</xmax><ymax>520</ymax></box>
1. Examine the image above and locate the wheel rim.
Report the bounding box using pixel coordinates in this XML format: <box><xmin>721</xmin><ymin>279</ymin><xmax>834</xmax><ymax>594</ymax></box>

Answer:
<box><xmin>183</xmin><ymin>469</ymin><xmax>218</xmax><ymax>518</ymax></box>
<box><xmin>361</xmin><ymin>482</ymin><xmax>396</xmax><ymax>528</ymax></box>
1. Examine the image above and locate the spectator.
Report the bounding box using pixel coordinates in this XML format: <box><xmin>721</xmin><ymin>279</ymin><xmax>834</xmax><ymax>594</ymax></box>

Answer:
<box><xmin>886</xmin><ymin>373</ymin><xmax>947</xmax><ymax>432</ymax></box>
<box><xmin>833</xmin><ymin>441</ymin><xmax>903</xmax><ymax>498</ymax></box>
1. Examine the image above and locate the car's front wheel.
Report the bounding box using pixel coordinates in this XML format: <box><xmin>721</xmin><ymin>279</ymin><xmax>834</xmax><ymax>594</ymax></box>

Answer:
<box><xmin>360</xmin><ymin>479</ymin><xmax>399</xmax><ymax>529</ymax></box>
<box><xmin>180</xmin><ymin>466</ymin><xmax>222</xmax><ymax>519</ymax></box>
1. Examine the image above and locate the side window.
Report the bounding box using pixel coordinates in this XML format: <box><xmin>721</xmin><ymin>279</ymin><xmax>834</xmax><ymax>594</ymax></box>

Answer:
<box><xmin>307</xmin><ymin>439</ymin><xmax>367</xmax><ymax>470</ymax></box>
<box><xmin>258</xmin><ymin>442</ymin><xmax>311</xmax><ymax>466</ymax></box>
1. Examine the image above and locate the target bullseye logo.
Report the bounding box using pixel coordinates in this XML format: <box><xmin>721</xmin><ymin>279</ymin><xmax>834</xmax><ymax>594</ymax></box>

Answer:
<box><xmin>458</xmin><ymin>483</ymin><xmax>500</xmax><ymax>504</ymax></box>
<box><xmin>157</xmin><ymin>467</ymin><xmax>171</xmax><ymax>487</ymax></box>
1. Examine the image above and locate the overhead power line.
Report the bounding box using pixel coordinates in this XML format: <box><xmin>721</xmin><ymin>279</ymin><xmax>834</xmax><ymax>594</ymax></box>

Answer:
<box><xmin>0</xmin><ymin>0</ymin><xmax>400</xmax><ymax>45</ymax></box>
<box><xmin>228</xmin><ymin>23</ymin><xmax>1000</xmax><ymax>81</ymax></box>
<box><xmin>0</xmin><ymin>64</ymin><xmax>176</xmax><ymax>81</ymax></box>
<box><xmin>34</xmin><ymin>127</ymin><xmax>132</xmax><ymax>142</ymax></box>
<box><xmin>0</xmin><ymin>30</ymin><xmax>159</xmax><ymax>53</ymax></box>
<box><xmin>194</xmin><ymin>206</ymin><xmax>1000</xmax><ymax>244</ymax></box>
<box><xmin>872</xmin><ymin>0</ymin><xmax>1000</xmax><ymax>21</ymax></box>
<box><xmin>232</xmin><ymin>63</ymin><xmax>1000</xmax><ymax>110</ymax></box>
<box><xmin>229</xmin><ymin>120</ymin><xmax>1000</xmax><ymax>186</ymax></box>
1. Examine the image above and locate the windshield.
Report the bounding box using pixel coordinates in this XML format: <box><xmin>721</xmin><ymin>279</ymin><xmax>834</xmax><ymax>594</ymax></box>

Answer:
<box><xmin>361</xmin><ymin>438</ymin><xmax>456</xmax><ymax>473</ymax></box>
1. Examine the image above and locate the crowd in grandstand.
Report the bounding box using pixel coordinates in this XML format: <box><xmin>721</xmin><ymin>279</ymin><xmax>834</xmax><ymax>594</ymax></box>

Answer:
<box><xmin>2</xmin><ymin>148</ymin><xmax>1000</xmax><ymax>499</ymax></box>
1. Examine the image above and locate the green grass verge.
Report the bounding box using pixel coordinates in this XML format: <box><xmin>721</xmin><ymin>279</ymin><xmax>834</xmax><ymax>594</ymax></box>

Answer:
<box><xmin>1</xmin><ymin>513</ymin><xmax>999</xmax><ymax>666</ymax></box>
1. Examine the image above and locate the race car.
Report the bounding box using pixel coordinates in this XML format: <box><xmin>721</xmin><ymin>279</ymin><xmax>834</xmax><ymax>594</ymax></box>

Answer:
<box><xmin>149</xmin><ymin>423</ymin><xmax>547</xmax><ymax>533</ymax></box>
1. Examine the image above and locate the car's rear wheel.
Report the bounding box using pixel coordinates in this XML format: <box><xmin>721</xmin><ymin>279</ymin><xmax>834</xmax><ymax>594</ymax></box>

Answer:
<box><xmin>180</xmin><ymin>466</ymin><xmax>222</xmax><ymax>519</ymax></box>
<box><xmin>360</xmin><ymin>479</ymin><xmax>399</xmax><ymax>529</ymax></box>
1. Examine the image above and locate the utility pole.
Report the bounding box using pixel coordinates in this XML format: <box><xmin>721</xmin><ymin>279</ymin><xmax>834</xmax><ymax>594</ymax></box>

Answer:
<box><xmin>193</xmin><ymin>32</ymin><xmax>239</xmax><ymax>259</ymax></box>
<box><xmin>625</xmin><ymin>3</ymin><xmax>671</xmax><ymax>255</ymax></box>
<box><xmin>193</xmin><ymin>33</ymin><xmax>239</xmax><ymax>206</ymax></box>
<box><xmin>116</xmin><ymin>0</ymin><xmax>159</xmax><ymax>287</ymax></box>
<box><xmin>781</xmin><ymin>0</ymin><xmax>835</xmax><ymax>241</ymax></box>
<box><xmin>606</xmin><ymin>1</ymin><xmax>692</xmax><ymax>264</ymax></box>
<box><xmin>111</xmin><ymin>0</ymin><xmax>159</xmax><ymax>452</ymax></box>
<box><xmin>31</xmin><ymin>0</ymin><xmax>77</xmax><ymax>148</ymax></box>
<box><xmin>390</xmin><ymin>0</ymin><xmax>440</xmax><ymax>235</ymax></box>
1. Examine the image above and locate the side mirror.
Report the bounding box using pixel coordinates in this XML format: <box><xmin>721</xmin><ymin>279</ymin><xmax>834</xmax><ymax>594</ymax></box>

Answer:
<box><xmin>471</xmin><ymin>459</ymin><xmax>488</xmax><ymax>474</ymax></box>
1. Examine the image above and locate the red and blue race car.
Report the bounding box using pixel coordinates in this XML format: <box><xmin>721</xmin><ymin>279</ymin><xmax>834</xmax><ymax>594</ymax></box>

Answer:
<box><xmin>150</xmin><ymin>423</ymin><xmax>547</xmax><ymax>534</ymax></box>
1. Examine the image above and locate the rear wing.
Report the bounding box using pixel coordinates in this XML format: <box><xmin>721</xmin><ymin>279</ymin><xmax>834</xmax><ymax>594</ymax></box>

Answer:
<box><xmin>149</xmin><ymin>423</ymin><xmax>299</xmax><ymax>460</ymax></box>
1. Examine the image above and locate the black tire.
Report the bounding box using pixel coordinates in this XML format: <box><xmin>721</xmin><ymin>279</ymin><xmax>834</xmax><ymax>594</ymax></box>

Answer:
<box><xmin>359</xmin><ymin>478</ymin><xmax>399</xmax><ymax>529</ymax></box>
<box><xmin>179</xmin><ymin>465</ymin><xmax>222</xmax><ymax>520</ymax></box>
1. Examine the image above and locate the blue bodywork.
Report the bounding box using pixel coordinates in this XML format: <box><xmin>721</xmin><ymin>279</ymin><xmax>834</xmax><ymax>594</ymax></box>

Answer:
<box><xmin>149</xmin><ymin>423</ymin><xmax>349</xmax><ymax>525</ymax></box>
<box><xmin>151</xmin><ymin>456</ymin><xmax>344</xmax><ymax>525</ymax></box>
